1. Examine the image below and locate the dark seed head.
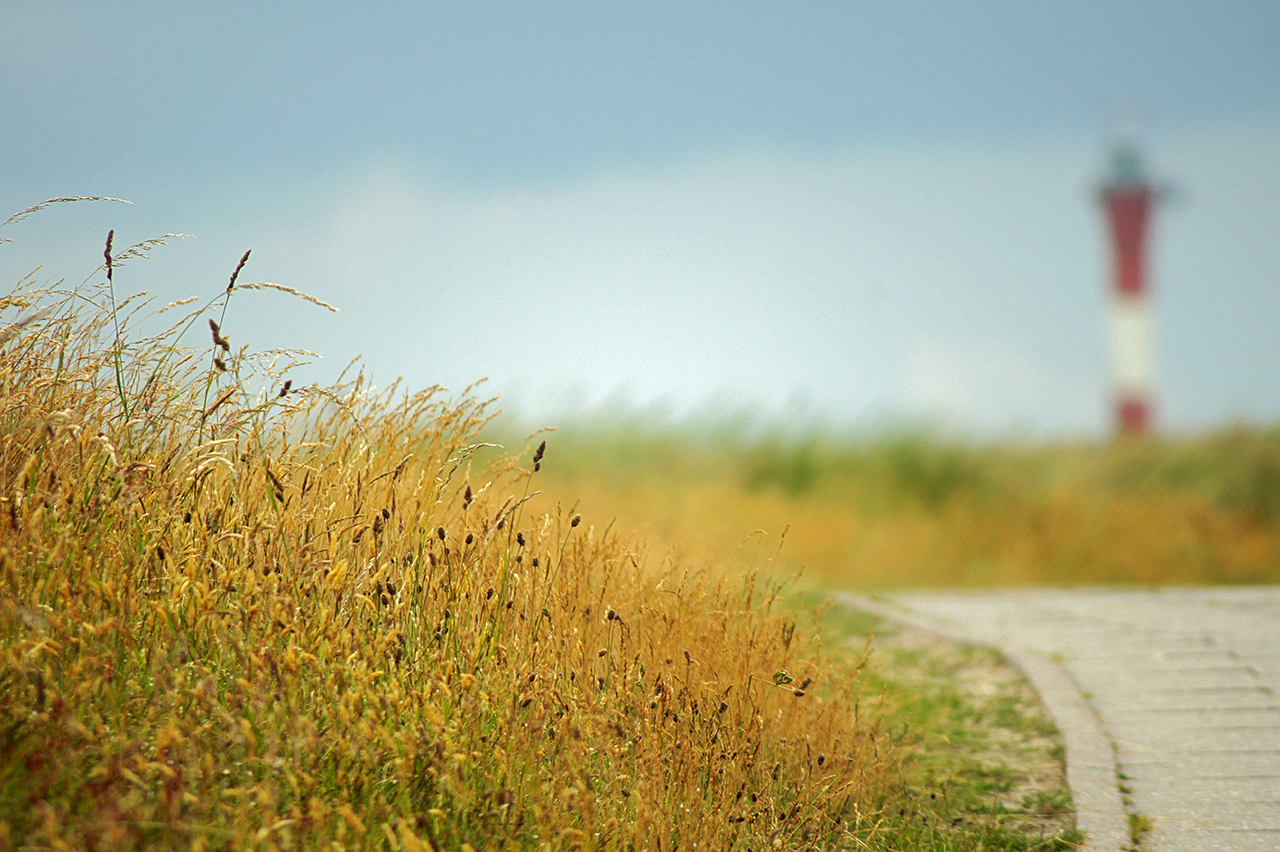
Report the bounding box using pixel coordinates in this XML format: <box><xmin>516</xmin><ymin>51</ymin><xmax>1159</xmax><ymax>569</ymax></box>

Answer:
<box><xmin>228</xmin><ymin>250</ymin><xmax>251</xmax><ymax>292</ymax></box>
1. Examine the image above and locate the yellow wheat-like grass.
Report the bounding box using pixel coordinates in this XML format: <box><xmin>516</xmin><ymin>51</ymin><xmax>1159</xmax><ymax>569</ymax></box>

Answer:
<box><xmin>0</xmin><ymin>228</ymin><xmax>904</xmax><ymax>850</ymax></box>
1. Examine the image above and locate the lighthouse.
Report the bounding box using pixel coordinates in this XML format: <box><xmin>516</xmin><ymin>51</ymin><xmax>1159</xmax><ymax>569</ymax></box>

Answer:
<box><xmin>1099</xmin><ymin>143</ymin><xmax>1163</xmax><ymax>436</ymax></box>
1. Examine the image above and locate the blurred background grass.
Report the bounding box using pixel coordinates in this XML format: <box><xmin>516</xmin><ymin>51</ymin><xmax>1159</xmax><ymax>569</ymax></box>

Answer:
<box><xmin>486</xmin><ymin>409</ymin><xmax>1280</xmax><ymax>590</ymax></box>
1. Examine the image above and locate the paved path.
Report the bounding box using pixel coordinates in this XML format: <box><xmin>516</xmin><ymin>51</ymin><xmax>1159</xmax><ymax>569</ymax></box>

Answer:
<box><xmin>834</xmin><ymin>587</ymin><xmax>1280</xmax><ymax>852</ymax></box>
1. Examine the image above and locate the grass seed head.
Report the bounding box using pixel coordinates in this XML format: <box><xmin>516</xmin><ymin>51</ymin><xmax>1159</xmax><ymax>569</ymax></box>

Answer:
<box><xmin>227</xmin><ymin>249</ymin><xmax>251</xmax><ymax>291</ymax></box>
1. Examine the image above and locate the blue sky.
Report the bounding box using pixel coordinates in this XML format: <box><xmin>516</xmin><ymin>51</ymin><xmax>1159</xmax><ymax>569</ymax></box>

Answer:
<box><xmin>5</xmin><ymin>2</ymin><xmax>1280</xmax><ymax>438</ymax></box>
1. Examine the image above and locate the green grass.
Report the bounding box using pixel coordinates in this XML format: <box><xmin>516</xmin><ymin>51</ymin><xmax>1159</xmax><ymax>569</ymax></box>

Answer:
<box><xmin>800</xmin><ymin>597</ymin><xmax>1086</xmax><ymax>850</ymax></box>
<box><xmin>1126</xmin><ymin>811</ymin><xmax>1154</xmax><ymax>850</ymax></box>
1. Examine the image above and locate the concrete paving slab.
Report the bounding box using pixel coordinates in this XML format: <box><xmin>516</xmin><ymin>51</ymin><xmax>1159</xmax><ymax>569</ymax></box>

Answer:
<box><xmin>1131</xmin><ymin>801</ymin><xmax>1280</xmax><ymax>831</ymax></box>
<box><xmin>834</xmin><ymin>587</ymin><xmax>1280</xmax><ymax>852</ymax></box>
<box><xmin>1116</xmin><ymin>751</ymin><xmax>1280</xmax><ymax>776</ymax></box>
<box><xmin>1118</xmin><ymin>773</ymin><xmax>1278</xmax><ymax>804</ymax></box>
<box><xmin>1110</xmin><ymin>726</ymin><xmax>1280</xmax><ymax>753</ymax></box>
<box><xmin>1106</xmin><ymin>707</ymin><xmax>1280</xmax><ymax>726</ymax></box>
<box><xmin>1084</xmin><ymin>670</ymin><xmax>1264</xmax><ymax>691</ymax></box>
<box><xmin>1098</xmin><ymin>690</ymin><xmax>1280</xmax><ymax>712</ymax></box>
<box><xmin>1147</xmin><ymin>831</ymin><xmax>1280</xmax><ymax>852</ymax></box>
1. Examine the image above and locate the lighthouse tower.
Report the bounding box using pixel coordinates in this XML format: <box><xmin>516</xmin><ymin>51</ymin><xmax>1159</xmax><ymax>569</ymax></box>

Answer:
<box><xmin>1100</xmin><ymin>143</ymin><xmax>1163</xmax><ymax>436</ymax></box>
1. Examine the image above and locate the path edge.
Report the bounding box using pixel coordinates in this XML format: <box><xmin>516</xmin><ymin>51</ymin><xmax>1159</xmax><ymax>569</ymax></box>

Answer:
<box><xmin>831</xmin><ymin>592</ymin><xmax>1130</xmax><ymax>852</ymax></box>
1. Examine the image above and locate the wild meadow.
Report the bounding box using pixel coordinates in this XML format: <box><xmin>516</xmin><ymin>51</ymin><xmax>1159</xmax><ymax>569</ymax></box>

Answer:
<box><xmin>509</xmin><ymin>410</ymin><xmax>1280</xmax><ymax>591</ymax></box>
<box><xmin>1</xmin><ymin>200</ymin><xmax>915</xmax><ymax>850</ymax></box>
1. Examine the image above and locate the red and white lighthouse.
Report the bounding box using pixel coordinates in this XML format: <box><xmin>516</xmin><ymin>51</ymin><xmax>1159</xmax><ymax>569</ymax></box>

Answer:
<box><xmin>1099</xmin><ymin>143</ymin><xmax>1163</xmax><ymax>436</ymax></box>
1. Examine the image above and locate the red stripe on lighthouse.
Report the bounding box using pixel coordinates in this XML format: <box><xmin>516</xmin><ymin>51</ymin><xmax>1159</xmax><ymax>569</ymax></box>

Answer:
<box><xmin>1103</xmin><ymin>187</ymin><xmax>1152</xmax><ymax>297</ymax></box>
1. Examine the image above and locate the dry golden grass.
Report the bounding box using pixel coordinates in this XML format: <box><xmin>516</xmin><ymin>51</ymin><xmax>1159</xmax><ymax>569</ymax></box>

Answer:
<box><xmin>0</xmin><ymin>214</ymin><xmax>908</xmax><ymax>850</ymax></box>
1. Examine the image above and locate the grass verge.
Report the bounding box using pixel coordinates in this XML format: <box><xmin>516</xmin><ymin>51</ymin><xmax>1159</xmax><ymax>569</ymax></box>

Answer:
<box><xmin>801</xmin><ymin>597</ymin><xmax>1086</xmax><ymax>851</ymax></box>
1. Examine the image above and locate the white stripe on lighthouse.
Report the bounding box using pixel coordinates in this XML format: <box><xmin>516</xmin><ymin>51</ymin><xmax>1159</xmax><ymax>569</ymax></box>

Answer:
<box><xmin>1109</xmin><ymin>295</ymin><xmax>1153</xmax><ymax>394</ymax></box>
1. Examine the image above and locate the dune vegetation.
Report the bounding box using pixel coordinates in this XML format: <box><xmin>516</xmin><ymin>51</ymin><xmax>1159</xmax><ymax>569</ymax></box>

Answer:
<box><xmin>1</xmin><ymin>201</ymin><xmax>918</xmax><ymax>850</ymax></box>
<box><xmin>508</xmin><ymin>409</ymin><xmax>1280</xmax><ymax>591</ymax></box>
